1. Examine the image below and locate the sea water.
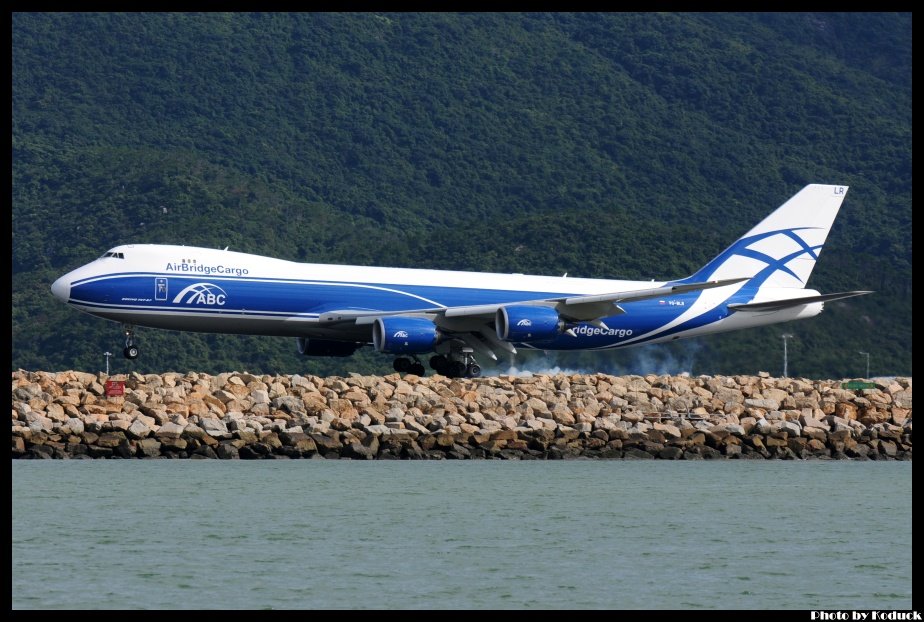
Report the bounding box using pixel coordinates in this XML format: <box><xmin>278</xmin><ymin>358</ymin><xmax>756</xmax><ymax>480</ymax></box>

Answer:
<box><xmin>12</xmin><ymin>460</ymin><xmax>912</xmax><ymax>610</ymax></box>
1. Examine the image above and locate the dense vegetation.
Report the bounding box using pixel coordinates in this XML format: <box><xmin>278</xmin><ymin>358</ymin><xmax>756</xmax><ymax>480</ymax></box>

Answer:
<box><xmin>12</xmin><ymin>12</ymin><xmax>911</xmax><ymax>378</ymax></box>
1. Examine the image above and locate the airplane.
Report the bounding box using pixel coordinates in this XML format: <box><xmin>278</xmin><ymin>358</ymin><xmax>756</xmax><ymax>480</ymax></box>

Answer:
<box><xmin>51</xmin><ymin>184</ymin><xmax>871</xmax><ymax>378</ymax></box>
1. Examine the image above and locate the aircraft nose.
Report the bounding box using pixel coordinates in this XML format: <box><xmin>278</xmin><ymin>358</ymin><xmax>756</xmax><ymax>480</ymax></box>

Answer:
<box><xmin>51</xmin><ymin>275</ymin><xmax>70</xmax><ymax>301</ymax></box>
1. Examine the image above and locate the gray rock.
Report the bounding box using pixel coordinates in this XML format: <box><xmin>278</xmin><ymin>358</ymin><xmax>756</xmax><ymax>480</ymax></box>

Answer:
<box><xmin>156</xmin><ymin>422</ymin><xmax>185</xmax><ymax>438</ymax></box>
<box><xmin>226</xmin><ymin>418</ymin><xmax>247</xmax><ymax>431</ymax></box>
<box><xmin>779</xmin><ymin>420</ymin><xmax>802</xmax><ymax>437</ymax></box>
<box><xmin>28</xmin><ymin>444</ymin><xmax>55</xmax><ymax>459</ymax></box>
<box><xmin>137</xmin><ymin>438</ymin><xmax>162</xmax><ymax>457</ymax></box>
<box><xmin>363</xmin><ymin>424</ymin><xmax>394</xmax><ymax>436</ymax></box>
<box><xmin>745</xmin><ymin>398</ymin><xmax>781</xmax><ymax>410</ymax></box>
<box><xmin>192</xmin><ymin>445</ymin><xmax>218</xmax><ymax>459</ymax></box>
<box><xmin>724</xmin><ymin>424</ymin><xmax>746</xmax><ymax>437</ymax></box>
<box><xmin>279</xmin><ymin>431</ymin><xmax>317</xmax><ymax>453</ymax></box>
<box><xmin>799</xmin><ymin>413</ymin><xmax>829</xmax><ymax>430</ymax></box>
<box><xmin>233</xmin><ymin>429</ymin><xmax>258</xmax><ymax>444</ymax></box>
<box><xmin>658</xmin><ymin>446</ymin><xmax>683</xmax><ymax>460</ymax></box>
<box><xmin>238</xmin><ymin>445</ymin><xmax>265</xmax><ymax>459</ymax></box>
<box><xmin>723</xmin><ymin>443</ymin><xmax>743</xmax><ymax>457</ymax></box>
<box><xmin>96</xmin><ymin>432</ymin><xmax>126</xmax><ymax>448</ymax></box>
<box><xmin>127</xmin><ymin>419</ymin><xmax>151</xmax><ymax>439</ymax></box>
<box><xmin>87</xmin><ymin>445</ymin><xmax>114</xmax><ymax>458</ymax></box>
<box><xmin>878</xmin><ymin>440</ymin><xmax>898</xmax><ymax>457</ymax></box>
<box><xmin>158</xmin><ymin>436</ymin><xmax>187</xmax><ymax>453</ymax></box>
<box><xmin>216</xmin><ymin>442</ymin><xmax>239</xmax><ymax>459</ymax></box>
<box><xmin>66</xmin><ymin>417</ymin><xmax>85</xmax><ymax>435</ymax></box>
<box><xmin>623</xmin><ymin>447</ymin><xmax>654</xmax><ymax>459</ymax></box>
<box><xmin>272</xmin><ymin>395</ymin><xmax>307</xmax><ymax>414</ymax></box>
<box><xmin>199</xmin><ymin>418</ymin><xmax>230</xmax><ymax>439</ymax></box>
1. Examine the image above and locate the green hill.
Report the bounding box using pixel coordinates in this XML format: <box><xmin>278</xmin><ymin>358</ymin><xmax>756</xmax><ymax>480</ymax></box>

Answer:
<box><xmin>12</xmin><ymin>12</ymin><xmax>911</xmax><ymax>378</ymax></box>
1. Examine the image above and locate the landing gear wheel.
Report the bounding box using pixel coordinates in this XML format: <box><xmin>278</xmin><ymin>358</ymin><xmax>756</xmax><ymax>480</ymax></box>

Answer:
<box><xmin>435</xmin><ymin>345</ymin><xmax>482</xmax><ymax>378</ymax></box>
<box><xmin>122</xmin><ymin>324</ymin><xmax>139</xmax><ymax>359</ymax></box>
<box><xmin>393</xmin><ymin>357</ymin><xmax>411</xmax><ymax>373</ymax></box>
<box><xmin>448</xmin><ymin>361</ymin><xmax>467</xmax><ymax>378</ymax></box>
<box><xmin>409</xmin><ymin>362</ymin><xmax>426</xmax><ymax>376</ymax></box>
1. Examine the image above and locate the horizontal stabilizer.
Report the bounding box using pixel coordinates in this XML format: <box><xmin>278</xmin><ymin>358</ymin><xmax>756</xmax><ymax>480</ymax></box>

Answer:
<box><xmin>728</xmin><ymin>291</ymin><xmax>872</xmax><ymax>312</ymax></box>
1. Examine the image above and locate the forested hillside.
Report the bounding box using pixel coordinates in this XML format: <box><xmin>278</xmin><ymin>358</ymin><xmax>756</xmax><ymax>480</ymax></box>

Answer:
<box><xmin>12</xmin><ymin>12</ymin><xmax>912</xmax><ymax>378</ymax></box>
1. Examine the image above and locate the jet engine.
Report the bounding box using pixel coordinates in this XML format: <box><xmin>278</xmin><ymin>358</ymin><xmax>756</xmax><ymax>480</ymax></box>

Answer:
<box><xmin>496</xmin><ymin>306</ymin><xmax>564</xmax><ymax>342</ymax></box>
<box><xmin>372</xmin><ymin>317</ymin><xmax>440</xmax><ymax>354</ymax></box>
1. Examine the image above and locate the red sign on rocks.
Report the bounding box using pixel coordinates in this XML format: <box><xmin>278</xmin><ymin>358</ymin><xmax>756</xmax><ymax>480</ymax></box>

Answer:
<box><xmin>105</xmin><ymin>380</ymin><xmax>125</xmax><ymax>397</ymax></box>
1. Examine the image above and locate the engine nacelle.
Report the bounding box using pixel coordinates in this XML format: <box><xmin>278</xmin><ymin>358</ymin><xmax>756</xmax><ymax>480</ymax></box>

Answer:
<box><xmin>373</xmin><ymin>317</ymin><xmax>440</xmax><ymax>354</ymax></box>
<box><xmin>496</xmin><ymin>305</ymin><xmax>564</xmax><ymax>343</ymax></box>
<box><xmin>296</xmin><ymin>337</ymin><xmax>360</xmax><ymax>357</ymax></box>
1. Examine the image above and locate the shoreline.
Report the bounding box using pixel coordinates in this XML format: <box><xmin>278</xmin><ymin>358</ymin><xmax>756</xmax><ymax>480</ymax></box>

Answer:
<box><xmin>11</xmin><ymin>370</ymin><xmax>912</xmax><ymax>460</ymax></box>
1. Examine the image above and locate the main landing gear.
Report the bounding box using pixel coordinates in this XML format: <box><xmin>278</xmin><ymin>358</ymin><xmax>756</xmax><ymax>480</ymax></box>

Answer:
<box><xmin>429</xmin><ymin>347</ymin><xmax>481</xmax><ymax>378</ymax></box>
<box><xmin>392</xmin><ymin>356</ymin><xmax>426</xmax><ymax>376</ymax></box>
<box><xmin>392</xmin><ymin>347</ymin><xmax>482</xmax><ymax>379</ymax></box>
<box><xmin>123</xmin><ymin>325</ymin><xmax>139</xmax><ymax>359</ymax></box>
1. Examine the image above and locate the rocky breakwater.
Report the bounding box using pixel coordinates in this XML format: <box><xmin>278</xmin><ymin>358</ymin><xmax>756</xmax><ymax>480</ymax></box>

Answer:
<box><xmin>11</xmin><ymin>370</ymin><xmax>912</xmax><ymax>460</ymax></box>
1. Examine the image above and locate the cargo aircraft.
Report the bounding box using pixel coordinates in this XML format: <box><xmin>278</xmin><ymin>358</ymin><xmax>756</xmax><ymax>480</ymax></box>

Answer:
<box><xmin>51</xmin><ymin>184</ymin><xmax>870</xmax><ymax>377</ymax></box>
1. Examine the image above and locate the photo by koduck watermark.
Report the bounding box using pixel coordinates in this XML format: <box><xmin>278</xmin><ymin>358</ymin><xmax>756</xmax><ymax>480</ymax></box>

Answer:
<box><xmin>811</xmin><ymin>612</ymin><xmax>920</xmax><ymax>620</ymax></box>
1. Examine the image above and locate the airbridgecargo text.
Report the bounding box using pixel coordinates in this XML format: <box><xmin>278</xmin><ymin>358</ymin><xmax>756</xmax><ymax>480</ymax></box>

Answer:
<box><xmin>165</xmin><ymin>262</ymin><xmax>250</xmax><ymax>276</ymax></box>
<box><xmin>811</xmin><ymin>613</ymin><xmax>920</xmax><ymax>620</ymax></box>
<box><xmin>572</xmin><ymin>325</ymin><xmax>633</xmax><ymax>338</ymax></box>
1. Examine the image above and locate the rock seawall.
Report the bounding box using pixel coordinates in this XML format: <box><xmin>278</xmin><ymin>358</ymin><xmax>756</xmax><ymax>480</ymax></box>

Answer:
<box><xmin>11</xmin><ymin>370</ymin><xmax>911</xmax><ymax>460</ymax></box>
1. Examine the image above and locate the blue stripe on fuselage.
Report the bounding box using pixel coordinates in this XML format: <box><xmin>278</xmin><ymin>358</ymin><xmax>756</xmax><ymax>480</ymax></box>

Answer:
<box><xmin>69</xmin><ymin>273</ymin><xmax>579</xmax><ymax>315</ymax></box>
<box><xmin>68</xmin><ymin>273</ymin><xmax>723</xmax><ymax>346</ymax></box>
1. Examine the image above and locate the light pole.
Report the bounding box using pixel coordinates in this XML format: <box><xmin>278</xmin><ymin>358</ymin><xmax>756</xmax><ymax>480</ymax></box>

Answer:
<box><xmin>781</xmin><ymin>334</ymin><xmax>794</xmax><ymax>377</ymax></box>
<box><xmin>103</xmin><ymin>351</ymin><xmax>112</xmax><ymax>376</ymax></box>
<box><xmin>858</xmin><ymin>351</ymin><xmax>870</xmax><ymax>379</ymax></box>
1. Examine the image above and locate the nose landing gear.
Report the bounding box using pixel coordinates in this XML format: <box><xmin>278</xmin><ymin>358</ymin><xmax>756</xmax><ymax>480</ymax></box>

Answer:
<box><xmin>122</xmin><ymin>325</ymin><xmax>139</xmax><ymax>359</ymax></box>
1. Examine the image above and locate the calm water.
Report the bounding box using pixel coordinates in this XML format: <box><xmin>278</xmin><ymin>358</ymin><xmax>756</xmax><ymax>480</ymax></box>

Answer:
<box><xmin>12</xmin><ymin>461</ymin><xmax>912</xmax><ymax>610</ymax></box>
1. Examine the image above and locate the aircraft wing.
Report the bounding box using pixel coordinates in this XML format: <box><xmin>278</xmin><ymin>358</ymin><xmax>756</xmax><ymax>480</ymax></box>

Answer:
<box><xmin>319</xmin><ymin>278</ymin><xmax>746</xmax><ymax>325</ymax></box>
<box><xmin>437</xmin><ymin>277</ymin><xmax>748</xmax><ymax>321</ymax></box>
<box><xmin>315</xmin><ymin>278</ymin><xmax>747</xmax><ymax>360</ymax></box>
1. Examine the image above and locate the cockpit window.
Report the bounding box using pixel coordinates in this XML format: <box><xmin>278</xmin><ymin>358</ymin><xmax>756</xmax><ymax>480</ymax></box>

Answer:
<box><xmin>100</xmin><ymin>252</ymin><xmax>125</xmax><ymax>259</ymax></box>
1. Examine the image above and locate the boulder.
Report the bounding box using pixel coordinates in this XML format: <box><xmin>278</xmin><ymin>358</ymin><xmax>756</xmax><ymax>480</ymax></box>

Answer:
<box><xmin>137</xmin><ymin>438</ymin><xmax>162</xmax><ymax>457</ymax></box>
<box><xmin>126</xmin><ymin>419</ymin><xmax>151</xmax><ymax>439</ymax></box>
<box><xmin>199</xmin><ymin>418</ymin><xmax>231</xmax><ymax>439</ymax></box>
<box><xmin>745</xmin><ymin>398</ymin><xmax>780</xmax><ymax>411</ymax></box>
<box><xmin>155</xmin><ymin>422</ymin><xmax>185</xmax><ymax>438</ymax></box>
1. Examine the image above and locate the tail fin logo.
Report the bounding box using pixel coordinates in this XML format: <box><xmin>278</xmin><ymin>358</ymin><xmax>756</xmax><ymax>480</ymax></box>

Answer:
<box><xmin>728</xmin><ymin>228</ymin><xmax>820</xmax><ymax>286</ymax></box>
<box><xmin>690</xmin><ymin>227</ymin><xmax>825</xmax><ymax>290</ymax></box>
<box><xmin>172</xmin><ymin>282</ymin><xmax>227</xmax><ymax>306</ymax></box>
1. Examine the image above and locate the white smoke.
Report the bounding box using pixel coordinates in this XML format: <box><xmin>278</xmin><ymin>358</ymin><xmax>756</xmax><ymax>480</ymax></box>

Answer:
<box><xmin>497</xmin><ymin>340</ymin><xmax>704</xmax><ymax>377</ymax></box>
<box><xmin>504</xmin><ymin>365</ymin><xmax>587</xmax><ymax>378</ymax></box>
